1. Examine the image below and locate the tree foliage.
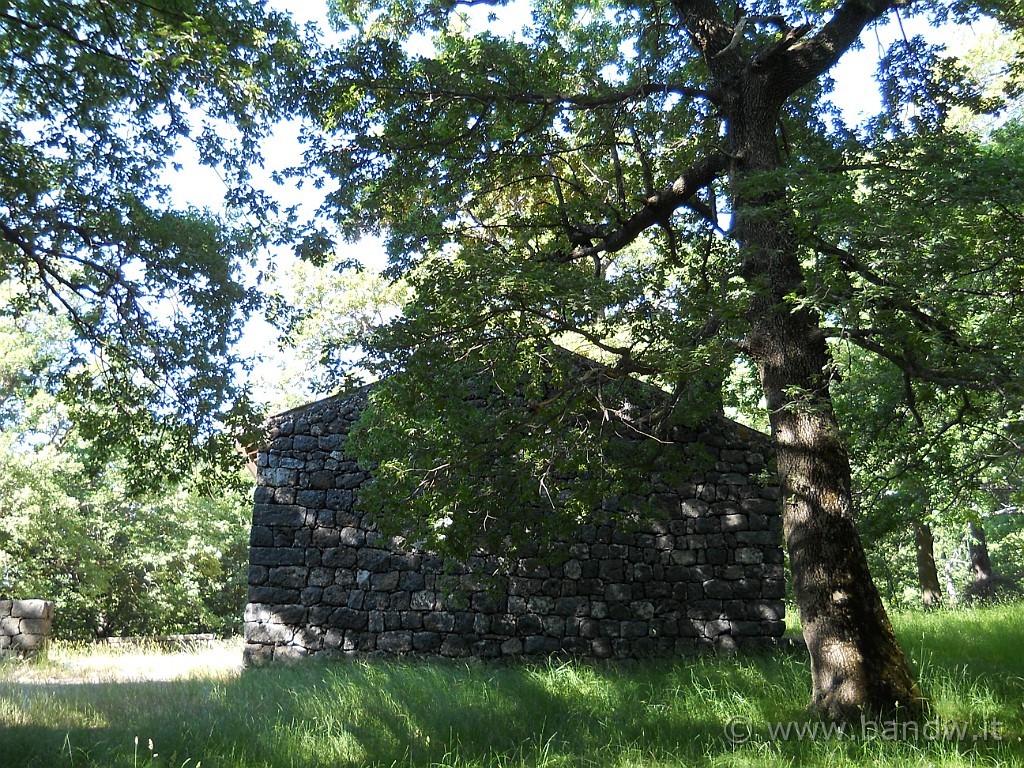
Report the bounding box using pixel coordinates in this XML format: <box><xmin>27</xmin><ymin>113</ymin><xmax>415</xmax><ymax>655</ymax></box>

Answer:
<box><xmin>0</xmin><ymin>309</ymin><xmax>251</xmax><ymax>639</ymax></box>
<box><xmin>805</xmin><ymin>24</ymin><xmax>1024</xmax><ymax>605</ymax></box>
<box><xmin>299</xmin><ymin>3</ymin><xmax>1024</xmax><ymax>542</ymax></box>
<box><xmin>261</xmin><ymin>255</ymin><xmax>408</xmax><ymax>408</ymax></box>
<box><xmin>0</xmin><ymin>0</ymin><xmax>303</xmax><ymax>479</ymax></box>
<box><xmin>0</xmin><ymin>451</ymin><xmax>252</xmax><ymax>639</ymax></box>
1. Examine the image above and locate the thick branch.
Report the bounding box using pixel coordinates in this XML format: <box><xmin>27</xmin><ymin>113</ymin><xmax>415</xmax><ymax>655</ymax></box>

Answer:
<box><xmin>671</xmin><ymin>0</ymin><xmax>734</xmax><ymax>62</ymax></box>
<box><xmin>562</xmin><ymin>150</ymin><xmax>730</xmax><ymax>262</ymax></box>
<box><xmin>780</xmin><ymin>0</ymin><xmax>905</xmax><ymax>94</ymax></box>
<box><xmin>717</xmin><ymin>14</ymin><xmax>792</xmax><ymax>58</ymax></box>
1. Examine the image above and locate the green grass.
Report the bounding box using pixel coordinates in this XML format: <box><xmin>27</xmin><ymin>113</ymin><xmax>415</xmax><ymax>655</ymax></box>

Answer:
<box><xmin>1</xmin><ymin>605</ymin><xmax>1023</xmax><ymax>767</ymax></box>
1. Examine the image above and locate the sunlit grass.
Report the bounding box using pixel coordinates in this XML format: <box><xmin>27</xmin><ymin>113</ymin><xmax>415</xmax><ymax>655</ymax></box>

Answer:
<box><xmin>3</xmin><ymin>638</ymin><xmax>244</xmax><ymax>685</ymax></box>
<box><xmin>0</xmin><ymin>606</ymin><xmax>1022</xmax><ymax>766</ymax></box>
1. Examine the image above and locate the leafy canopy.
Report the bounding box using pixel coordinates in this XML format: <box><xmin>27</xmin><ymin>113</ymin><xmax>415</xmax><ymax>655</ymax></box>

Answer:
<box><xmin>0</xmin><ymin>0</ymin><xmax>304</xmax><ymax>477</ymax></box>
<box><xmin>0</xmin><ymin>306</ymin><xmax>252</xmax><ymax>638</ymax></box>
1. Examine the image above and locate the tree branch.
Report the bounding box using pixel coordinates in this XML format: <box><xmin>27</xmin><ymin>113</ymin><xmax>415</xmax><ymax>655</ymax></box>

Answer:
<box><xmin>357</xmin><ymin>79</ymin><xmax>716</xmax><ymax>110</ymax></box>
<box><xmin>779</xmin><ymin>0</ymin><xmax>905</xmax><ymax>95</ymax></box>
<box><xmin>716</xmin><ymin>14</ymin><xmax>793</xmax><ymax>58</ymax></box>
<box><xmin>814</xmin><ymin>236</ymin><xmax>960</xmax><ymax>343</ymax></box>
<box><xmin>828</xmin><ymin>328</ymin><xmax>1007</xmax><ymax>393</ymax></box>
<box><xmin>559</xmin><ymin>150</ymin><xmax>730</xmax><ymax>262</ymax></box>
<box><xmin>0</xmin><ymin>10</ymin><xmax>134</xmax><ymax>65</ymax></box>
<box><xmin>671</xmin><ymin>0</ymin><xmax>735</xmax><ymax>63</ymax></box>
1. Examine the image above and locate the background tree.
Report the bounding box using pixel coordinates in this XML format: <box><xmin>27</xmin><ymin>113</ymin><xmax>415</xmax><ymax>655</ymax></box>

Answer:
<box><xmin>816</xmin><ymin>22</ymin><xmax>1024</xmax><ymax>608</ymax></box>
<box><xmin>829</xmin><ymin>338</ymin><xmax>1023</xmax><ymax>608</ymax></box>
<box><xmin>295</xmin><ymin>0</ymin><xmax>1024</xmax><ymax>718</ymax></box>
<box><xmin>0</xmin><ymin>307</ymin><xmax>252</xmax><ymax>638</ymax></box>
<box><xmin>0</xmin><ymin>452</ymin><xmax>253</xmax><ymax>639</ymax></box>
<box><xmin>260</xmin><ymin>254</ymin><xmax>408</xmax><ymax>409</ymax></box>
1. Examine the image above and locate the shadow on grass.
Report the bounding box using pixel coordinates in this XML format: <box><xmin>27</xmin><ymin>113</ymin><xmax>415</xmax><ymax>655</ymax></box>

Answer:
<box><xmin>0</xmin><ymin>654</ymin><xmax>805</xmax><ymax>767</ymax></box>
<box><xmin>1</xmin><ymin>619</ymin><xmax>1024</xmax><ymax>767</ymax></box>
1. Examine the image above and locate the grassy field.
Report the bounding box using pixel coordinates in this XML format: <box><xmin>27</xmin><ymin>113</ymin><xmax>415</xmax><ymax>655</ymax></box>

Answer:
<box><xmin>1</xmin><ymin>605</ymin><xmax>1022</xmax><ymax>767</ymax></box>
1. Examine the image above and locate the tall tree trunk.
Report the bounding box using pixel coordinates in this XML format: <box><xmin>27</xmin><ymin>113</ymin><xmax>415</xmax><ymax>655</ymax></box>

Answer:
<box><xmin>729</xmin><ymin>83</ymin><xmax>923</xmax><ymax>720</ymax></box>
<box><xmin>915</xmin><ymin>522</ymin><xmax>942</xmax><ymax>608</ymax></box>
<box><xmin>968</xmin><ymin>521</ymin><xmax>995</xmax><ymax>600</ymax></box>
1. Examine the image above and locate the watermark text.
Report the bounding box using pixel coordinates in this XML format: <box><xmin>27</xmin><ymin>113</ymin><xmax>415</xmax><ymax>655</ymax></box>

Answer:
<box><xmin>723</xmin><ymin>715</ymin><xmax>1002</xmax><ymax>746</ymax></box>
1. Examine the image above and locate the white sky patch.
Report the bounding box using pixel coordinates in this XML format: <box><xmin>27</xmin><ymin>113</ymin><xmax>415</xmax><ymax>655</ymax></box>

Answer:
<box><xmin>828</xmin><ymin>12</ymin><xmax>1000</xmax><ymax>124</ymax></box>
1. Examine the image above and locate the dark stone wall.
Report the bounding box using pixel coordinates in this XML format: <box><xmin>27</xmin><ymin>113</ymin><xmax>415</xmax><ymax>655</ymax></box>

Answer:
<box><xmin>244</xmin><ymin>390</ymin><xmax>786</xmax><ymax>664</ymax></box>
<box><xmin>0</xmin><ymin>599</ymin><xmax>54</xmax><ymax>654</ymax></box>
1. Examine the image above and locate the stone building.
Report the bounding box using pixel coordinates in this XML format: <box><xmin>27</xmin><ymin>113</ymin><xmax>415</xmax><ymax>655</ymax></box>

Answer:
<box><xmin>243</xmin><ymin>377</ymin><xmax>786</xmax><ymax>664</ymax></box>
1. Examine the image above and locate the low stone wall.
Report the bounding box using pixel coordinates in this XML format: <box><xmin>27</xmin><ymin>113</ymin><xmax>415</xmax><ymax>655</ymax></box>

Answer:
<box><xmin>244</xmin><ymin>391</ymin><xmax>786</xmax><ymax>665</ymax></box>
<box><xmin>0</xmin><ymin>599</ymin><xmax>54</xmax><ymax>654</ymax></box>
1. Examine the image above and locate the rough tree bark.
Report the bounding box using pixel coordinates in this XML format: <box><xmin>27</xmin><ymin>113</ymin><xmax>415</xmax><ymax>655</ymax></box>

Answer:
<box><xmin>915</xmin><ymin>523</ymin><xmax>942</xmax><ymax>608</ymax></box>
<box><xmin>674</xmin><ymin>0</ymin><xmax>925</xmax><ymax>718</ymax></box>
